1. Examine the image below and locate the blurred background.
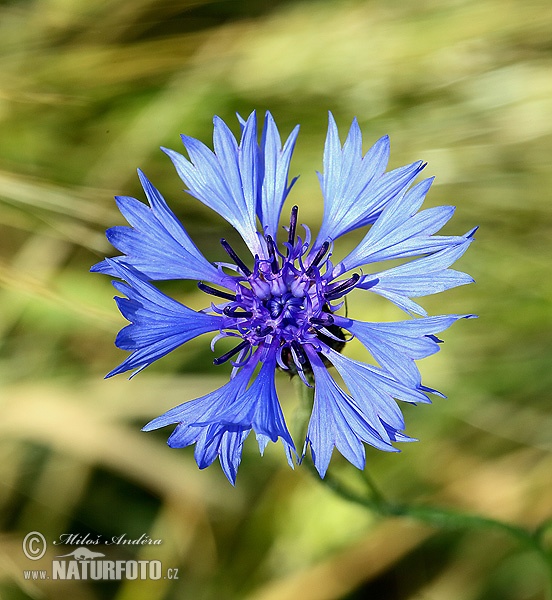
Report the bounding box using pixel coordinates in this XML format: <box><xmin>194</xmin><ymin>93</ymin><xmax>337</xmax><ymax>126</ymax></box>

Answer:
<box><xmin>1</xmin><ymin>0</ymin><xmax>551</xmax><ymax>598</ymax></box>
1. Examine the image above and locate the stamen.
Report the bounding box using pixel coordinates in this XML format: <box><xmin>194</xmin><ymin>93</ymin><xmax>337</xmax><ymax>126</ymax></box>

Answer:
<box><xmin>310</xmin><ymin>314</ymin><xmax>334</xmax><ymax>326</ymax></box>
<box><xmin>265</xmin><ymin>235</ymin><xmax>279</xmax><ymax>273</ymax></box>
<box><xmin>290</xmin><ymin>340</ymin><xmax>307</xmax><ymax>365</ymax></box>
<box><xmin>307</xmin><ymin>241</ymin><xmax>330</xmax><ymax>274</ymax></box>
<box><xmin>287</xmin><ymin>205</ymin><xmax>298</xmax><ymax>249</ymax></box>
<box><xmin>325</xmin><ymin>273</ymin><xmax>360</xmax><ymax>300</ymax></box>
<box><xmin>213</xmin><ymin>340</ymin><xmax>250</xmax><ymax>365</ymax></box>
<box><xmin>220</xmin><ymin>238</ymin><xmax>252</xmax><ymax>276</ymax></box>
<box><xmin>290</xmin><ymin>342</ymin><xmax>313</xmax><ymax>387</ymax></box>
<box><xmin>223</xmin><ymin>306</ymin><xmax>253</xmax><ymax>318</ymax></box>
<box><xmin>197</xmin><ymin>282</ymin><xmax>236</xmax><ymax>301</ymax></box>
<box><xmin>256</xmin><ymin>325</ymin><xmax>273</xmax><ymax>337</ymax></box>
<box><xmin>276</xmin><ymin>348</ymin><xmax>290</xmax><ymax>371</ymax></box>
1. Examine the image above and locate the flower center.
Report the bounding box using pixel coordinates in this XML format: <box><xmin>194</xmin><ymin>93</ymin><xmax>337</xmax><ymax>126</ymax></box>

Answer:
<box><xmin>198</xmin><ymin>206</ymin><xmax>357</xmax><ymax>380</ymax></box>
<box><xmin>265</xmin><ymin>293</ymin><xmax>304</xmax><ymax>320</ymax></box>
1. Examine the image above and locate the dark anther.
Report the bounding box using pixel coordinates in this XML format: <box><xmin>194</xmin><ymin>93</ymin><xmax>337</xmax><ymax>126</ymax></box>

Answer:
<box><xmin>223</xmin><ymin>306</ymin><xmax>253</xmax><ymax>318</ymax></box>
<box><xmin>197</xmin><ymin>282</ymin><xmax>236</xmax><ymax>301</ymax></box>
<box><xmin>265</xmin><ymin>235</ymin><xmax>279</xmax><ymax>274</ymax></box>
<box><xmin>255</xmin><ymin>325</ymin><xmax>273</xmax><ymax>337</ymax></box>
<box><xmin>220</xmin><ymin>238</ymin><xmax>252</xmax><ymax>276</ymax></box>
<box><xmin>213</xmin><ymin>340</ymin><xmax>250</xmax><ymax>365</ymax></box>
<box><xmin>310</xmin><ymin>314</ymin><xmax>335</xmax><ymax>326</ymax></box>
<box><xmin>290</xmin><ymin>340</ymin><xmax>308</xmax><ymax>365</ymax></box>
<box><xmin>307</xmin><ymin>241</ymin><xmax>330</xmax><ymax>274</ymax></box>
<box><xmin>325</xmin><ymin>273</ymin><xmax>360</xmax><ymax>300</ymax></box>
<box><xmin>288</xmin><ymin>205</ymin><xmax>298</xmax><ymax>249</ymax></box>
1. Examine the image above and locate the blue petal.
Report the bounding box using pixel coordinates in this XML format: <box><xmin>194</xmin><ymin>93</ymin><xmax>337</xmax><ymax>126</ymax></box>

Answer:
<box><xmin>257</xmin><ymin>112</ymin><xmax>300</xmax><ymax>240</ymax></box>
<box><xmin>144</xmin><ymin>357</ymin><xmax>256</xmax><ymax>431</ymax></box>
<box><xmin>320</xmin><ymin>345</ymin><xmax>431</xmax><ymax>436</ymax></box>
<box><xmin>212</xmin><ymin>354</ymin><xmax>295</xmax><ymax>455</ymax></box>
<box><xmin>197</xmin><ymin>426</ymin><xmax>250</xmax><ymax>484</ymax></box>
<box><xmin>163</xmin><ymin>112</ymin><xmax>262</xmax><ymax>255</ymax></box>
<box><xmin>359</xmin><ymin>229</ymin><xmax>477</xmax><ymax>315</ymax></box>
<box><xmin>143</xmin><ymin>352</ymin><xmax>295</xmax><ymax>483</ymax></box>
<box><xmin>334</xmin><ymin>178</ymin><xmax>467</xmax><ymax>274</ymax></box>
<box><xmin>169</xmin><ymin>422</ymin><xmax>250</xmax><ymax>485</ymax></box>
<box><xmin>314</xmin><ymin>113</ymin><xmax>426</xmax><ymax>248</ymax></box>
<box><xmin>335</xmin><ymin>314</ymin><xmax>476</xmax><ymax>386</ymax></box>
<box><xmin>91</xmin><ymin>170</ymin><xmax>227</xmax><ymax>286</ymax></box>
<box><xmin>105</xmin><ymin>261</ymin><xmax>223</xmax><ymax>378</ymax></box>
<box><xmin>304</xmin><ymin>348</ymin><xmax>399</xmax><ymax>478</ymax></box>
<box><xmin>144</xmin><ymin>358</ymin><xmax>256</xmax><ymax>484</ymax></box>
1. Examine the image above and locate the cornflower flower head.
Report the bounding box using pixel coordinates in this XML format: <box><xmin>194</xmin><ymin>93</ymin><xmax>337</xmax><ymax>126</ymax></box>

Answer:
<box><xmin>92</xmin><ymin>111</ymin><xmax>476</xmax><ymax>484</ymax></box>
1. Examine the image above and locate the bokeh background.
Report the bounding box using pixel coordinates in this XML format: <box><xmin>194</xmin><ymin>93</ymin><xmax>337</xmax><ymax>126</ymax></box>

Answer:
<box><xmin>1</xmin><ymin>0</ymin><xmax>551</xmax><ymax>598</ymax></box>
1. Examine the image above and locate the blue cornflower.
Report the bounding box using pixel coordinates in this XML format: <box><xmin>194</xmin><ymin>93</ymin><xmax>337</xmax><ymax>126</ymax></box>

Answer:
<box><xmin>92</xmin><ymin>111</ymin><xmax>476</xmax><ymax>484</ymax></box>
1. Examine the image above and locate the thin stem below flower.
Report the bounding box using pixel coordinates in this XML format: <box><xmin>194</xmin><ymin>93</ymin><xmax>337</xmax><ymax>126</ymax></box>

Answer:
<box><xmin>305</xmin><ymin>460</ymin><xmax>552</xmax><ymax>597</ymax></box>
<box><xmin>295</xmin><ymin>378</ymin><xmax>552</xmax><ymax>597</ymax></box>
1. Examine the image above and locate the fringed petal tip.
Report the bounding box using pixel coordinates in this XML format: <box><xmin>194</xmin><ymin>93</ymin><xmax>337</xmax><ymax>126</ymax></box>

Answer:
<box><xmin>90</xmin><ymin>260</ymin><xmax>108</xmax><ymax>274</ymax></box>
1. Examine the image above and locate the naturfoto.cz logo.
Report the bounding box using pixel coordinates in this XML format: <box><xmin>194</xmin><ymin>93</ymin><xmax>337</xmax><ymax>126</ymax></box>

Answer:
<box><xmin>22</xmin><ymin>531</ymin><xmax>179</xmax><ymax>582</ymax></box>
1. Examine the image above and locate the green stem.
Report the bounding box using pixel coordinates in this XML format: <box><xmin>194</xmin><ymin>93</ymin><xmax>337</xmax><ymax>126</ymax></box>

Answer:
<box><xmin>308</xmin><ymin>460</ymin><xmax>533</xmax><ymax>543</ymax></box>
<box><xmin>295</xmin><ymin>381</ymin><xmax>552</xmax><ymax>595</ymax></box>
<box><xmin>308</xmin><ymin>461</ymin><xmax>552</xmax><ymax>595</ymax></box>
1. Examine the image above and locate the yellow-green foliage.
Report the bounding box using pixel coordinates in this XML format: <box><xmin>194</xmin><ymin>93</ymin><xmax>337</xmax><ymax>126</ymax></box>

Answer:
<box><xmin>1</xmin><ymin>1</ymin><xmax>552</xmax><ymax>599</ymax></box>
